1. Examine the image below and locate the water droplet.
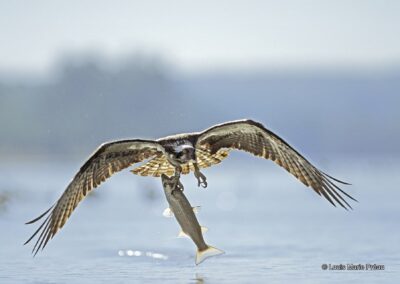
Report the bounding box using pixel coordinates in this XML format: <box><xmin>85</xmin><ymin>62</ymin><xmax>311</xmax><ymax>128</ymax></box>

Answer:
<box><xmin>133</xmin><ymin>250</ymin><xmax>142</xmax><ymax>256</ymax></box>
<box><xmin>151</xmin><ymin>253</ymin><xmax>168</xmax><ymax>260</ymax></box>
<box><xmin>144</xmin><ymin>251</ymin><xmax>168</xmax><ymax>260</ymax></box>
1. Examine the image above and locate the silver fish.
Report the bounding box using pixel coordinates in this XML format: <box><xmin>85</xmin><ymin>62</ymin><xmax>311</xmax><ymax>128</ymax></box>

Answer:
<box><xmin>161</xmin><ymin>174</ymin><xmax>224</xmax><ymax>265</ymax></box>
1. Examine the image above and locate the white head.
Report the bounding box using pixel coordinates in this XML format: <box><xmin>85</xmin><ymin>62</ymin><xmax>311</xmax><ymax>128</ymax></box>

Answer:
<box><xmin>173</xmin><ymin>144</ymin><xmax>195</xmax><ymax>163</ymax></box>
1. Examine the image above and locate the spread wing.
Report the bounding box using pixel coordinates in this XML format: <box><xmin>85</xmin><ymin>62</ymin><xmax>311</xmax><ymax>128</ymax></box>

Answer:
<box><xmin>196</xmin><ymin>119</ymin><xmax>356</xmax><ymax>209</ymax></box>
<box><xmin>25</xmin><ymin>139</ymin><xmax>164</xmax><ymax>255</ymax></box>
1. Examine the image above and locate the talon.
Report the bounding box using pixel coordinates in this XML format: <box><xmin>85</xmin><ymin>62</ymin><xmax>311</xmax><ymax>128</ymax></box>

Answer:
<box><xmin>195</xmin><ymin>171</ymin><xmax>208</xmax><ymax>188</ymax></box>
<box><xmin>200</xmin><ymin>177</ymin><xmax>207</xmax><ymax>188</ymax></box>
<box><xmin>171</xmin><ymin>166</ymin><xmax>184</xmax><ymax>191</ymax></box>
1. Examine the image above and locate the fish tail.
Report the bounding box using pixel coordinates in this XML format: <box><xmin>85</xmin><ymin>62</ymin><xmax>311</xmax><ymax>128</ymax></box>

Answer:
<box><xmin>195</xmin><ymin>245</ymin><xmax>224</xmax><ymax>265</ymax></box>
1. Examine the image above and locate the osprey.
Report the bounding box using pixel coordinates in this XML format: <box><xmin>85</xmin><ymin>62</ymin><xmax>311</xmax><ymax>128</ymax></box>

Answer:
<box><xmin>25</xmin><ymin>119</ymin><xmax>356</xmax><ymax>255</ymax></box>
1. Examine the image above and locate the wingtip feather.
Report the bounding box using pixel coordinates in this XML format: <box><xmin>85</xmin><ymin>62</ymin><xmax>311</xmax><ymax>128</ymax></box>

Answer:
<box><xmin>25</xmin><ymin>205</ymin><xmax>54</xmax><ymax>225</ymax></box>
<box><xmin>321</xmin><ymin>171</ymin><xmax>351</xmax><ymax>185</ymax></box>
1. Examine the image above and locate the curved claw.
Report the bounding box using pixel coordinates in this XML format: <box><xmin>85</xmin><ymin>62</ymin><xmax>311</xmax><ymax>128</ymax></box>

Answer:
<box><xmin>200</xmin><ymin>179</ymin><xmax>207</xmax><ymax>188</ymax></box>
<box><xmin>195</xmin><ymin>171</ymin><xmax>208</xmax><ymax>188</ymax></box>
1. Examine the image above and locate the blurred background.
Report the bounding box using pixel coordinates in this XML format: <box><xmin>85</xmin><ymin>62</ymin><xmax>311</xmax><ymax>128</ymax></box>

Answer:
<box><xmin>1</xmin><ymin>1</ymin><xmax>399</xmax><ymax>283</ymax></box>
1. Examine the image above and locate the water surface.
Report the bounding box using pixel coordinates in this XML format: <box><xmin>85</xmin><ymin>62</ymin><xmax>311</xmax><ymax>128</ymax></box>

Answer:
<box><xmin>0</xmin><ymin>158</ymin><xmax>398</xmax><ymax>283</ymax></box>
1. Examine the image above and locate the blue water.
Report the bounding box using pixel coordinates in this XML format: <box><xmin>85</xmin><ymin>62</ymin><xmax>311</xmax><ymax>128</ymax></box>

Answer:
<box><xmin>0</xmin><ymin>157</ymin><xmax>399</xmax><ymax>283</ymax></box>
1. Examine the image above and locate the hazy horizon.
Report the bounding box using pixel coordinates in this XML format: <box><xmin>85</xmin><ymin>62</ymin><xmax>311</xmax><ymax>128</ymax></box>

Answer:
<box><xmin>2</xmin><ymin>1</ymin><xmax>400</xmax><ymax>75</ymax></box>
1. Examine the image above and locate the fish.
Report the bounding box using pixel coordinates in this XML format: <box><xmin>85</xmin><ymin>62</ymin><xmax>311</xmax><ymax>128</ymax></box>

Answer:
<box><xmin>161</xmin><ymin>174</ymin><xmax>224</xmax><ymax>265</ymax></box>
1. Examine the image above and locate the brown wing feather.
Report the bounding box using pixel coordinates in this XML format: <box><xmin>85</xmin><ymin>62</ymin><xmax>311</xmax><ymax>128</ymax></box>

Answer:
<box><xmin>196</xmin><ymin>148</ymin><xmax>230</xmax><ymax>169</ymax></box>
<box><xmin>25</xmin><ymin>139</ymin><xmax>164</xmax><ymax>255</ymax></box>
<box><xmin>130</xmin><ymin>155</ymin><xmax>175</xmax><ymax>177</ymax></box>
<box><xmin>130</xmin><ymin>148</ymin><xmax>230</xmax><ymax>177</ymax></box>
<box><xmin>196</xmin><ymin>119</ymin><xmax>356</xmax><ymax>209</ymax></box>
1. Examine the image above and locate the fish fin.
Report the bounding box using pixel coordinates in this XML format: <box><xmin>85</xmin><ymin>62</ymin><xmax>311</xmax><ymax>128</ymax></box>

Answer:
<box><xmin>177</xmin><ymin>230</ymin><xmax>190</xmax><ymax>238</ymax></box>
<box><xmin>192</xmin><ymin>206</ymin><xmax>201</xmax><ymax>214</ymax></box>
<box><xmin>162</xmin><ymin>207</ymin><xmax>174</xmax><ymax>218</ymax></box>
<box><xmin>201</xmin><ymin>226</ymin><xmax>208</xmax><ymax>234</ymax></box>
<box><xmin>195</xmin><ymin>245</ymin><xmax>225</xmax><ymax>265</ymax></box>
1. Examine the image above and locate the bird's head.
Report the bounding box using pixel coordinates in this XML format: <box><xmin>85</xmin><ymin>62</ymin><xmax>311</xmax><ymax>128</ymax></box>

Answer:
<box><xmin>173</xmin><ymin>144</ymin><xmax>195</xmax><ymax>163</ymax></box>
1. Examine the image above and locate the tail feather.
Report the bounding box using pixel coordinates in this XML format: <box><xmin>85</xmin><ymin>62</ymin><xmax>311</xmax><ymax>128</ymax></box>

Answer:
<box><xmin>195</xmin><ymin>245</ymin><xmax>224</xmax><ymax>265</ymax></box>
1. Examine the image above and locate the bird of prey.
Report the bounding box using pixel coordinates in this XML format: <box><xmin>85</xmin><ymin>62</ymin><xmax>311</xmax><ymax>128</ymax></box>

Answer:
<box><xmin>25</xmin><ymin>119</ymin><xmax>356</xmax><ymax>255</ymax></box>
